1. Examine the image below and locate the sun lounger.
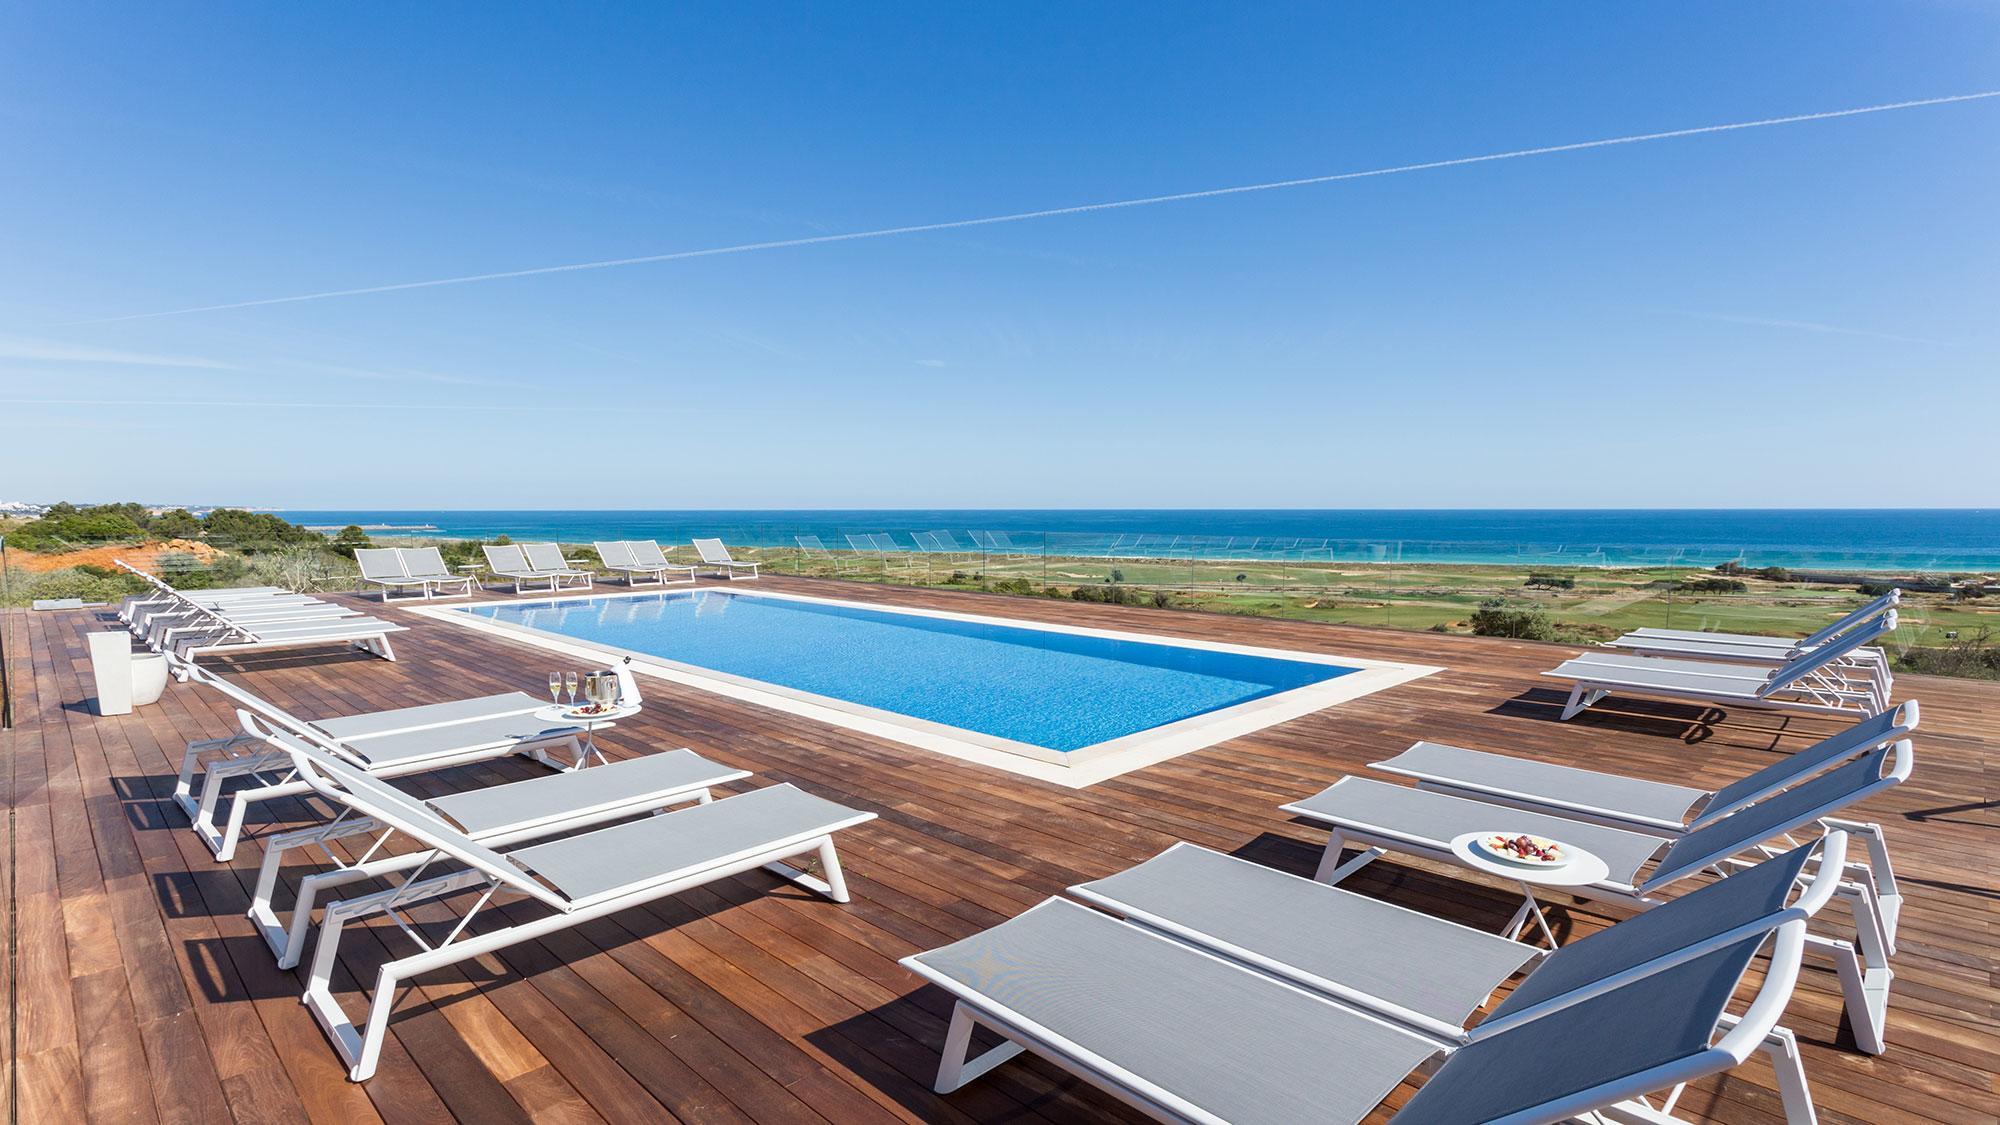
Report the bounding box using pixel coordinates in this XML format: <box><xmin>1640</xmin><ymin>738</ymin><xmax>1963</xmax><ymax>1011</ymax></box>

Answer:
<box><xmin>796</xmin><ymin>534</ymin><xmax>859</xmax><ymax>573</ymax></box>
<box><xmin>144</xmin><ymin>601</ymin><xmax>365</xmax><ymax>650</ymax></box>
<box><xmin>597</xmin><ymin>539</ymin><xmax>696</xmax><ymax>585</ymax></box>
<box><xmin>1069</xmin><ymin>837</ymin><xmax>1838</xmax><ymax>1046</ymax></box>
<box><xmin>522</xmin><ymin>542</ymin><xmax>594</xmax><ymax>588</ymax></box>
<box><xmin>481</xmin><ymin>543</ymin><xmax>561</xmax><ymax>593</ymax></box>
<box><xmin>694</xmin><ymin>537</ymin><xmax>759</xmax><ymax>579</ymax></box>
<box><xmin>133</xmin><ymin>597</ymin><xmax>358</xmax><ymax>641</ymax></box>
<box><xmin>1283</xmin><ymin>740</ymin><xmax>1910</xmax><ymax>1052</ymax></box>
<box><xmin>268</xmin><ymin>733</ymin><xmax>874</xmax><ymax>1080</ymax></box>
<box><xmin>249</xmin><ymin>739</ymin><xmax>750</xmax><ymax>965</ymax></box>
<box><xmin>1611</xmin><ymin>589</ymin><xmax>1899</xmax><ymax>663</ymax></box>
<box><xmin>904</xmin><ymin>854</ymin><xmax>1829</xmax><ymax>1122</ymax></box>
<box><xmin>353</xmin><ymin>548</ymin><xmax>433</xmax><ymax>601</ymax></box>
<box><xmin>1544</xmin><ymin>609</ymin><xmax>1896</xmax><ymax>720</ymax></box>
<box><xmin>1371</xmin><ymin>701</ymin><xmax>1918</xmax><ymax>834</ymax></box>
<box><xmin>163</xmin><ymin>609</ymin><xmax>405</xmax><ymax>673</ymax></box>
<box><xmin>384</xmin><ymin>546</ymin><xmax>475</xmax><ymax>599</ymax></box>
<box><xmin>171</xmin><ymin>659</ymin><xmax>595</xmax><ymax>859</ymax></box>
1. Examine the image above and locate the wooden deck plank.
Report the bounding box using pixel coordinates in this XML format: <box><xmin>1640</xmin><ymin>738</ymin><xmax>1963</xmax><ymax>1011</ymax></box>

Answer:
<box><xmin>3</xmin><ymin>575</ymin><xmax>1996</xmax><ymax>1123</ymax></box>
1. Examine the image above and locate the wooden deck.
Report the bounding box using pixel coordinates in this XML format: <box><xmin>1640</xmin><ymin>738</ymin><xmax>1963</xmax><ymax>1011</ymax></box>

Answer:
<box><xmin>3</xmin><ymin>577</ymin><xmax>1995</xmax><ymax>1124</ymax></box>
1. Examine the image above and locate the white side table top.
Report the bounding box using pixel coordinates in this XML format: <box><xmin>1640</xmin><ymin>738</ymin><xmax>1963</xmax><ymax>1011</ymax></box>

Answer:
<box><xmin>534</xmin><ymin>703</ymin><xmax>640</xmax><ymax>726</ymax></box>
<box><xmin>1449</xmin><ymin>832</ymin><xmax>1610</xmax><ymax>889</ymax></box>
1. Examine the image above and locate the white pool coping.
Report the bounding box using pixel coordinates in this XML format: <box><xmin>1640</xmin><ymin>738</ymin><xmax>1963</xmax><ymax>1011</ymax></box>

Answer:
<box><xmin>412</xmin><ymin>586</ymin><xmax>1439</xmax><ymax>787</ymax></box>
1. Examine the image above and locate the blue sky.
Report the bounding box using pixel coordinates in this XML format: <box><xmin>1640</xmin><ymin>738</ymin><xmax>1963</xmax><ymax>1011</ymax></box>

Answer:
<box><xmin>2</xmin><ymin>4</ymin><xmax>1995</xmax><ymax>509</ymax></box>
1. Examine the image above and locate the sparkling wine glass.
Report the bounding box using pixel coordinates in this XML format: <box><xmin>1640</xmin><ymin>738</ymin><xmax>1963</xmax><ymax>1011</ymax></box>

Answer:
<box><xmin>547</xmin><ymin>672</ymin><xmax>563</xmax><ymax>704</ymax></box>
<box><xmin>564</xmin><ymin>671</ymin><xmax>579</xmax><ymax>706</ymax></box>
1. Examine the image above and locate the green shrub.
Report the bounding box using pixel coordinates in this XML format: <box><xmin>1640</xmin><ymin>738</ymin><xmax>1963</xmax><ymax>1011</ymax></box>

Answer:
<box><xmin>1150</xmin><ymin>590</ymin><xmax>1174</xmax><ymax>608</ymax></box>
<box><xmin>198</xmin><ymin>508</ymin><xmax>323</xmax><ymax>552</ymax></box>
<box><xmin>329</xmin><ymin>525</ymin><xmax>373</xmax><ymax>559</ymax></box>
<box><xmin>1524</xmin><ymin>574</ymin><xmax>1575</xmax><ymax>589</ymax></box>
<box><xmin>5</xmin><ymin>507</ymin><xmax>146</xmax><ymax>551</ymax></box>
<box><xmin>18</xmin><ymin>567</ymin><xmax>148</xmax><ymax>603</ymax></box>
<box><xmin>150</xmin><ymin>508</ymin><xmax>203</xmax><ymax>539</ymax></box>
<box><xmin>1468</xmin><ymin>599</ymin><xmax>1560</xmax><ymax>641</ymax></box>
<box><xmin>1858</xmin><ymin>582</ymin><xmax>1897</xmax><ymax>597</ymax></box>
<box><xmin>1895</xmin><ymin>629</ymin><xmax>1999</xmax><ymax>679</ymax></box>
<box><xmin>1678</xmin><ymin>577</ymin><xmax>1747</xmax><ymax>593</ymax></box>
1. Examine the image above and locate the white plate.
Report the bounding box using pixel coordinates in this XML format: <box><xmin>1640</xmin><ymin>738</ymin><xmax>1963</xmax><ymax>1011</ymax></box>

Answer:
<box><xmin>1472</xmin><ymin>834</ymin><xmax>1572</xmax><ymax>869</ymax></box>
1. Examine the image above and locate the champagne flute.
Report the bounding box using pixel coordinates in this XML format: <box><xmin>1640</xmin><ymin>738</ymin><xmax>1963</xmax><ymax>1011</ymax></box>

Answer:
<box><xmin>564</xmin><ymin>671</ymin><xmax>579</xmax><ymax>706</ymax></box>
<box><xmin>547</xmin><ymin>672</ymin><xmax>563</xmax><ymax>704</ymax></box>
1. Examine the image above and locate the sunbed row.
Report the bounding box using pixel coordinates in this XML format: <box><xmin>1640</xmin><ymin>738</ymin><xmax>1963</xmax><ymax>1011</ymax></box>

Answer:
<box><xmin>357</xmin><ymin>537</ymin><xmax>760</xmax><ymax>599</ymax></box>
<box><xmin>905</xmin><ymin>699</ymin><xmax>1917</xmax><ymax>1122</ymax></box>
<box><xmin>167</xmin><ymin>652</ymin><xmax>873</xmax><ymax>1081</ymax></box>
<box><xmin>1545</xmin><ymin>588</ymin><xmax>1900</xmax><ymax>720</ymax></box>
<box><xmin>117</xmin><ymin>561</ymin><xmax>404</xmax><ymax>674</ymax></box>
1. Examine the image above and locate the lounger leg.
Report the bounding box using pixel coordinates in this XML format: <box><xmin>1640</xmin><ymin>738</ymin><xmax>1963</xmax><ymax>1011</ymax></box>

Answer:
<box><xmin>172</xmin><ymin>733</ymin><xmax>263</xmax><ymax>820</ymax></box>
<box><xmin>249</xmin><ymin>816</ymin><xmax>386</xmax><ymax>963</ymax></box>
<box><xmin>1760</xmin><ymin>1027</ymin><xmax>1820</xmax><ymax>1124</ymax></box>
<box><xmin>1823</xmin><ymin>818</ymin><xmax>1901</xmax><ymax>948</ymax></box>
<box><xmin>210</xmin><ymin>778</ymin><xmax>316</xmax><ymax>861</ymax></box>
<box><xmin>1804</xmin><ymin>930</ymin><xmax>1889</xmax><ymax>1056</ymax></box>
<box><xmin>1313</xmin><ymin>831</ymin><xmax>1382</xmax><ymax>884</ymax></box>
<box><xmin>1559</xmin><ymin>685</ymin><xmax>1606</xmax><ymax>720</ymax></box>
<box><xmin>934</xmin><ymin>1003</ymin><xmax>1025</xmax><ymax>1094</ymax></box>
<box><xmin>762</xmin><ymin>836</ymin><xmax>851</xmax><ymax>902</ymax></box>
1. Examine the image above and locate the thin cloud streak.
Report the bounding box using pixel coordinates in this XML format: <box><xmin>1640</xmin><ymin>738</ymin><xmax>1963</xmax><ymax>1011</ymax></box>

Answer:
<box><xmin>1669</xmin><ymin>310</ymin><xmax>1955</xmax><ymax>347</ymax></box>
<box><xmin>0</xmin><ymin>397</ymin><xmax>705</xmax><ymax>413</ymax></box>
<box><xmin>0</xmin><ymin>334</ymin><xmax>237</xmax><ymax>369</ymax></box>
<box><xmin>61</xmin><ymin>90</ymin><xmax>2000</xmax><ymax>326</ymax></box>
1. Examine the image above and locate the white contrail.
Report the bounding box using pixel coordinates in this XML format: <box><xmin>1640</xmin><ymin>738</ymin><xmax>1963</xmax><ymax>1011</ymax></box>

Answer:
<box><xmin>0</xmin><ymin>397</ymin><xmax>685</xmax><ymax>413</ymax></box>
<box><xmin>66</xmin><ymin>90</ymin><xmax>2000</xmax><ymax>326</ymax></box>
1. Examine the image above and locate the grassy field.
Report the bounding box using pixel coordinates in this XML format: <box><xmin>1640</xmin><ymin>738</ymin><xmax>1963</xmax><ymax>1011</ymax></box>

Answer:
<box><xmin>4</xmin><ymin>532</ymin><xmax>1992</xmax><ymax>673</ymax></box>
<box><xmin>734</xmin><ymin>545</ymin><xmax>1996</xmax><ymax>651</ymax></box>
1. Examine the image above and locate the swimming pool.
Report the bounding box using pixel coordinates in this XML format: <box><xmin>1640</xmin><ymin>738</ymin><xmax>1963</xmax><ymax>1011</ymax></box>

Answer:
<box><xmin>430</xmin><ymin>588</ymin><xmax>1436</xmax><ymax>784</ymax></box>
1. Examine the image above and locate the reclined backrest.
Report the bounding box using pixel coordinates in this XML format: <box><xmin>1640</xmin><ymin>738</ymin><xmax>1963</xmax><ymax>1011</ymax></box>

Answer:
<box><xmin>483</xmin><ymin>543</ymin><xmax>530</xmax><ymax>572</ymax></box>
<box><xmin>1767</xmin><ymin>609</ymin><xmax>1896</xmax><ymax>693</ymax></box>
<box><xmin>1700</xmin><ymin>701</ymin><xmax>1917</xmax><ymax>826</ymax></box>
<box><xmin>522</xmin><ymin>543</ymin><xmax>570</xmax><ymax>572</ymax></box>
<box><xmin>1800</xmin><ymin>588</ymin><xmax>1899</xmax><ymax>650</ymax></box>
<box><xmin>272</xmin><ymin>730</ymin><xmax>569</xmax><ymax>910</ymax></box>
<box><xmin>1393</xmin><ymin>925</ymin><xmax>1790</xmax><ymax>1122</ymax></box>
<box><xmin>594</xmin><ymin>541</ymin><xmax>635</xmax><ymax>568</ymax></box>
<box><xmin>353</xmin><ymin>549</ymin><xmax>409</xmax><ymax>581</ymax></box>
<box><xmin>629</xmin><ymin>540</ymin><xmax>673</xmax><ymax>566</ymax></box>
<box><xmin>1651</xmin><ymin>744</ymin><xmax>1907</xmax><ymax>887</ymax></box>
<box><xmin>1483</xmin><ymin>837</ymin><xmax>1833</xmax><ymax>1026</ymax></box>
<box><xmin>401</xmin><ymin>546</ymin><xmax>452</xmax><ymax>577</ymax></box>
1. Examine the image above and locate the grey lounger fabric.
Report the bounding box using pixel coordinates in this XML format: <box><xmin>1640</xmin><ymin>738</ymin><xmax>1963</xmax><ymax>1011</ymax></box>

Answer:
<box><xmin>1374</xmin><ymin>701</ymin><xmax>1917</xmax><ymax>832</ymax></box>
<box><xmin>508</xmin><ymin>783</ymin><xmax>868</xmax><ymax>905</ymax></box>
<box><xmin>1397</xmin><ymin>936</ymin><xmax>1765</xmax><ymax>1122</ymax></box>
<box><xmin>1376</xmin><ymin>740</ymin><xmax>1711</xmax><ymax>829</ymax></box>
<box><xmin>334</xmin><ymin>712</ymin><xmax>586</xmax><ymax>768</ymax></box>
<box><xmin>425</xmin><ymin>747</ymin><xmax>750</xmax><ymax>835</ymax></box>
<box><xmin>1071</xmin><ymin>843</ymin><xmax>1534</xmax><ymax>1028</ymax></box>
<box><xmin>1292</xmin><ymin>744</ymin><xmax>1901</xmax><ymax>893</ymax></box>
<box><xmin>1488</xmin><ymin>839</ymin><xmax>1813</xmax><ymax>1021</ymax></box>
<box><xmin>907</xmin><ymin>897</ymin><xmax>1441</xmax><ymax>1125</ymax></box>
<box><xmin>1286</xmin><ymin>775</ymin><xmax>1670</xmax><ymax>883</ymax></box>
<box><xmin>522</xmin><ymin>542</ymin><xmax>589</xmax><ymax>576</ymax></box>
<box><xmin>312</xmin><ymin>691</ymin><xmax>546</xmax><ymax>741</ymax></box>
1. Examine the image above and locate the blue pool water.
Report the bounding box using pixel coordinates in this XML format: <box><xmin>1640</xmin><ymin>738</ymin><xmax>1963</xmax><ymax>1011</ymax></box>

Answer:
<box><xmin>460</xmin><ymin>591</ymin><xmax>1355</xmax><ymax>751</ymax></box>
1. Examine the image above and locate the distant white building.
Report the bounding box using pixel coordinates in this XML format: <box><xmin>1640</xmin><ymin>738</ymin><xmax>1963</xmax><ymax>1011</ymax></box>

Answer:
<box><xmin>0</xmin><ymin>500</ymin><xmax>48</xmax><ymax>516</ymax></box>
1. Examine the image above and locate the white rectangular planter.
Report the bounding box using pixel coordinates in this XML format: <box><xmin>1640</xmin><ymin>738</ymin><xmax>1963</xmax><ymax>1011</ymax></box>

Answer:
<box><xmin>87</xmin><ymin>630</ymin><xmax>135</xmax><ymax>716</ymax></box>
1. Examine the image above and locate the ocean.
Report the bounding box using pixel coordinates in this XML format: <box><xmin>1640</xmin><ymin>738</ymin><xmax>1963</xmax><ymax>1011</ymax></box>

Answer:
<box><xmin>279</xmin><ymin>509</ymin><xmax>2000</xmax><ymax>572</ymax></box>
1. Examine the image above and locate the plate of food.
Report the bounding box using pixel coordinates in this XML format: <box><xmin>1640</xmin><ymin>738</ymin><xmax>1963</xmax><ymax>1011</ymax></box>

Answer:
<box><xmin>556</xmin><ymin>703</ymin><xmax>614</xmax><ymax>720</ymax></box>
<box><xmin>1472</xmin><ymin>832</ymin><xmax>1570</xmax><ymax>868</ymax></box>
